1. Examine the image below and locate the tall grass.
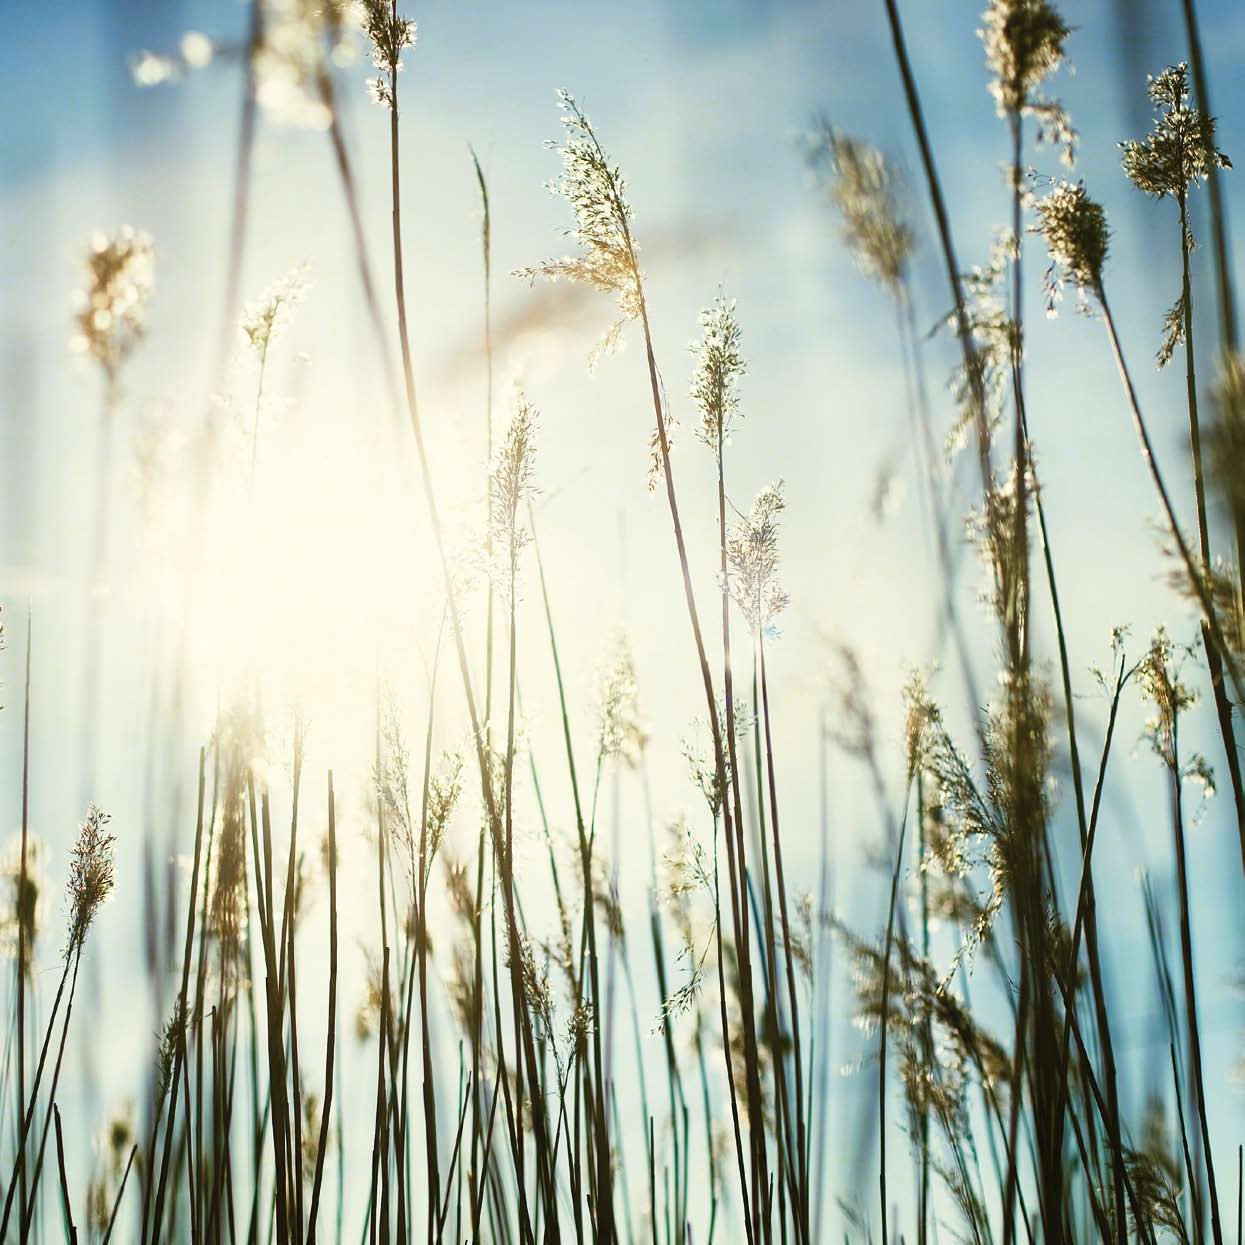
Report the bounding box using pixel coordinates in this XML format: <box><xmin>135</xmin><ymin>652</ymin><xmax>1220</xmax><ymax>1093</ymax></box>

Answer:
<box><xmin>3</xmin><ymin>0</ymin><xmax>1244</xmax><ymax>1242</ymax></box>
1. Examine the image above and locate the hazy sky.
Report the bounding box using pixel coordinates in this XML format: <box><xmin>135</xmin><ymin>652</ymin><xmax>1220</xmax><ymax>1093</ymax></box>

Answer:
<box><xmin>3</xmin><ymin>0</ymin><xmax>1244</xmax><ymax>1234</ymax></box>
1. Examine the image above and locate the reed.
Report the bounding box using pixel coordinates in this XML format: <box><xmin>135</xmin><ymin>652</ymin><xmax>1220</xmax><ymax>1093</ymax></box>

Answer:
<box><xmin>4</xmin><ymin>2</ymin><xmax>1244</xmax><ymax>1242</ymax></box>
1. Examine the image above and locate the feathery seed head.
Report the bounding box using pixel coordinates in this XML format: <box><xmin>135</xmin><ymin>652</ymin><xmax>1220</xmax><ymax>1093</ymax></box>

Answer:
<box><xmin>71</xmin><ymin>227</ymin><xmax>154</xmax><ymax>386</ymax></box>
<box><xmin>1207</xmin><ymin>352</ymin><xmax>1245</xmax><ymax>527</ymax></box>
<box><xmin>1121</xmin><ymin>63</ymin><xmax>1230</xmax><ymax>207</ymax></box>
<box><xmin>567</xmin><ymin>1003</ymin><xmax>594</xmax><ymax>1056</ymax></box>
<box><xmin>67</xmin><ymin>804</ymin><xmax>116</xmax><ymax>956</ymax></box>
<box><xmin>726</xmin><ymin>481</ymin><xmax>790</xmax><ymax>637</ymax></box>
<box><xmin>427</xmin><ymin>751</ymin><xmax>465</xmax><ymax>861</ymax></box>
<box><xmin>240</xmin><ymin>264</ymin><xmax>311</xmax><ymax>357</ymax></box>
<box><xmin>489</xmin><ymin>395</ymin><xmax>539</xmax><ymax>562</ymax></box>
<box><xmin>807</xmin><ymin>124</ymin><xmax>914</xmax><ymax>294</ymax></box>
<box><xmin>902</xmin><ymin>671</ymin><xmax>941</xmax><ymax>779</ymax></box>
<box><xmin>518</xmin><ymin>91</ymin><xmax>640</xmax><ymax>366</ymax></box>
<box><xmin>595</xmin><ymin>633</ymin><xmax>648</xmax><ymax>768</ymax></box>
<box><xmin>155</xmin><ymin>999</ymin><xmax>188</xmax><ymax>1104</ymax></box>
<box><xmin>690</xmin><ymin>296</ymin><xmax>746</xmax><ymax>451</ymax></box>
<box><xmin>1034</xmin><ymin>179</ymin><xmax>1108</xmax><ymax>312</ymax></box>
<box><xmin>1124</xmin><ymin>1100</ymin><xmax>1189</xmax><ymax>1242</ymax></box>
<box><xmin>980</xmin><ymin>0</ymin><xmax>1071</xmax><ymax>116</ymax></box>
<box><xmin>253</xmin><ymin>0</ymin><xmax>337</xmax><ymax>129</ymax></box>
<box><xmin>1</xmin><ymin>833</ymin><xmax>45</xmax><ymax>979</ymax></box>
<box><xmin>354</xmin><ymin>950</ymin><xmax>394</xmax><ymax>1042</ymax></box>
<box><xmin>208</xmin><ymin>706</ymin><xmax>264</xmax><ymax>956</ymax></box>
<box><xmin>1138</xmin><ymin>628</ymin><xmax>1197</xmax><ymax>770</ymax></box>
<box><xmin>360</xmin><ymin>0</ymin><xmax>415</xmax><ymax>107</ymax></box>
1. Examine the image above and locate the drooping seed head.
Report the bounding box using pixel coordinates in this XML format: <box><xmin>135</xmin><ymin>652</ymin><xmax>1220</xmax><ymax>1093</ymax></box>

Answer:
<box><xmin>517</xmin><ymin>91</ymin><xmax>641</xmax><ymax>366</ymax></box>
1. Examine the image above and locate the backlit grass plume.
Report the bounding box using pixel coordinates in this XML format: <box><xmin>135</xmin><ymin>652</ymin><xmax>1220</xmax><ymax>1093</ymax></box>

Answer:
<box><xmin>1207</xmin><ymin>352</ymin><xmax>1245</xmax><ymax>521</ymax></box>
<box><xmin>252</xmin><ymin>0</ymin><xmax>335</xmax><ymax>129</ymax></box>
<box><xmin>726</xmin><ymin>482</ymin><xmax>790</xmax><ymax>637</ymax></box>
<box><xmin>426</xmin><ymin>750</ymin><xmax>465</xmax><ymax>862</ymax></box>
<box><xmin>66</xmin><ymin>803</ymin><xmax>116</xmax><ymax>956</ymax></box>
<box><xmin>980</xmin><ymin>0</ymin><xmax>1075</xmax><ymax>159</ymax></box>
<box><xmin>1034</xmin><ymin>178</ymin><xmax>1108</xmax><ymax>312</ymax></box>
<box><xmin>241</xmin><ymin>263</ymin><xmax>310</xmax><ymax>357</ymax></box>
<box><xmin>806</xmin><ymin>124</ymin><xmax>913</xmax><ymax>296</ymax></box>
<box><xmin>10</xmin><ymin>3</ymin><xmax>1245</xmax><ymax>1241</ymax></box>
<box><xmin>595</xmin><ymin>633</ymin><xmax>648</xmax><ymax>768</ymax></box>
<box><xmin>1</xmin><ymin>835</ymin><xmax>43</xmax><ymax>979</ymax></box>
<box><xmin>690</xmin><ymin>296</ymin><xmax>746</xmax><ymax>450</ymax></box>
<box><xmin>1122</xmin><ymin>63</ymin><xmax>1231</xmax><ymax>367</ymax></box>
<box><xmin>70</xmin><ymin>227</ymin><xmax>154</xmax><ymax>389</ymax></box>
<box><xmin>0</xmin><ymin>804</ymin><xmax>116</xmax><ymax>1240</ymax></box>
<box><xmin>1121</xmin><ymin>63</ymin><xmax>1230</xmax><ymax>208</ymax></box>
<box><xmin>489</xmin><ymin>393</ymin><xmax>539</xmax><ymax>572</ymax></box>
<box><xmin>360</xmin><ymin>0</ymin><xmax>416</xmax><ymax>109</ymax></box>
<box><xmin>519</xmin><ymin>90</ymin><xmax>640</xmax><ymax>364</ymax></box>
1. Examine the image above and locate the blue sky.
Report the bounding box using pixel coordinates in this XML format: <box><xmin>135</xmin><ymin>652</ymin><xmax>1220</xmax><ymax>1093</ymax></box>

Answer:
<box><xmin>2</xmin><ymin>0</ymin><xmax>1244</xmax><ymax>1236</ymax></box>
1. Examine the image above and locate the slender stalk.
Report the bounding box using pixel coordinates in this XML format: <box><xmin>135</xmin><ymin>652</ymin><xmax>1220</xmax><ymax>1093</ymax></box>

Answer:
<box><xmin>101</xmin><ymin>1145</ymin><xmax>138</xmax><ymax>1245</ymax></box>
<box><xmin>1175</xmin><ymin>187</ymin><xmax>1245</xmax><ymax>875</ymax></box>
<box><xmin>1168</xmin><ymin>710</ymin><xmax>1225</xmax><ymax>1245</ymax></box>
<box><xmin>1179</xmin><ymin>0</ymin><xmax>1245</xmax><ymax>673</ymax></box>
<box><xmin>757</xmin><ymin>640</ymin><xmax>808</xmax><ymax>1241</ymax></box>
<box><xmin>306</xmin><ymin>773</ymin><xmax>339</xmax><ymax>1244</ymax></box>
<box><xmin>52</xmin><ymin>1104</ymin><xmax>77</xmax><ymax>1245</ymax></box>
<box><xmin>1099</xmin><ymin>287</ymin><xmax>1245</xmax><ymax>707</ymax></box>
<box><xmin>469</xmin><ymin>143</ymin><xmax>495</xmax><ymax>1242</ymax></box>
<box><xmin>877</xmin><ymin>795</ymin><xmax>910</xmax><ymax>1245</ymax></box>
<box><xmin>326</xmin><ymin>38</ymin><xmax>557</xmax><ymax>1232</ymax></box>
<box><xmin>18</xmin><ymin>948</ymin><xmax>85</xmax><ymax>1240</ymax></box>
<box><xmin>615</xmin><ymin>174</ymin><xmax>768</xmax><ymax>1245</ymax></box>
<box><xmin>0</xmin><ymin>948</ymin><xmax>75</xmax><ymax>1239</ymax></box>
<box><xmin>16</xmin><ymin>605</ymin><xmax>32</xmax><ymax>1231</ymax></box>
<box><xmin>148</xmin><ymin>750</ymin><xmax>208</xmax><ymax>1243</ymax></box>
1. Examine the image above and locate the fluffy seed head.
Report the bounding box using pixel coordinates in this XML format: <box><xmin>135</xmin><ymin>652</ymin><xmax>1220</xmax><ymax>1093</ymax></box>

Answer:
<box><xmin>427</xmin><ymin>751</ymin><xmax>465</xmax><ymax>862</ymax></box>
<box><xmin>690</xmin><ymin>296</ymin><xmax>746</xmax><ymax>450</ymax></box>
<box><xmin>71</xmin><ymin>227</ymin><xmax>154</xmax><ymax>385</ymax></box>
<box><xmin>517</xmin><ymin>91</ymin><xmax>640</xmax><ymax>366</ymax></box>
<box><xmin>360</xmin><ymin>0</ymin><xmax>416</xmax><ymax>108</ymax></box>
<box><xmin>1121</xmin><ymin>63</ymin><xmax>1230</xmax><ymax>232</ymax></box>
<box><xmin>489</xmin><ymin>395</ymin><xmax>539</xmax><ymax>562</ymax></box>
<box><xmin>67</xmin><ymin>804</ymin><xmax>116</xmax><ymax>956</ymax></box>
<box><xmin>240</xmin><ymin>264</ymin><xmax>311</xmax><ymax>357</ymax></box>
<box><xmin>595</xmin><ymin>633</ymin><xmax>648</xmax><ymax>767</ymax></box>
<box><xmin>807</xmin><ymin>124</ymin><xmax>914</xmax><ymax>294</ymax></box>
<box><xmin>253</xmin><ymin>0</ymin><xmax>337</xmax><ymax>129</ymax></box>
<box><xmin>727</xmin><ymin>481</ymin><xmax>790</xmax><ymax>637</ymax></box>
<box><xmin>1138</xmin><ymin>628</ymin><xmax>1197</xmax><ymax>770</ymax></box>
<box><xmin>1</xmin><ymin>834</ymin><xmax>45</xmax><ymax>979</ymax></box>
<box><xmin>1207</xmin><ymin>352</ymin><xmax>1245</xmax><ymax>523</ymax></box>
<box><xmin>980</xmin><ymin>0</ymin><xmax>1070</xmax><ymax>116</ymax></box>
<box><xmin>1034</xmin><ymin>180</ymin><xmax>1108</xmax><ymax>311</ymax></box>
